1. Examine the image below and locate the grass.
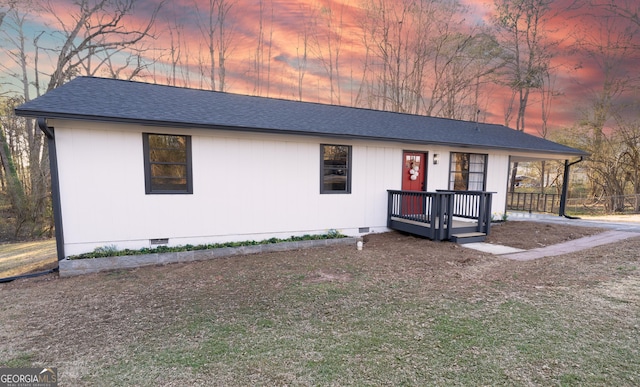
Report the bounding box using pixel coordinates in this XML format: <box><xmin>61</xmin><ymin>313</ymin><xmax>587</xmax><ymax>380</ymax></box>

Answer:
<box><xmin>2</xmin><ymin>352</ymin><xmax>36</xmax><ymax>368</ymax></box>
<box><xmin>0</xmin><ymin>239</ymin><xmax>56</xmax><ymax>278</ymax></box>
<box><xmin>83</xmin><ymin>279</ymin><xmax>638</xmax><ymax>386</ymax></box>
<box><xmin>1</xmin><ymin>229</ymin><xmax>639</xmax><ymax>386</ymax></box>
<box><xmin>91</xmin><ymin>270</ymin><xmax>640</xmax><ymax>386</ymax></box>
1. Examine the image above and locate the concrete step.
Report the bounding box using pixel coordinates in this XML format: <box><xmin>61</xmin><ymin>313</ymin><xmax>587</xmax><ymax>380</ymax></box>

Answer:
<box><xmin>451</xmin><ymin>232</ymin><xmax>487</xmax><ymax>244</ymax></box>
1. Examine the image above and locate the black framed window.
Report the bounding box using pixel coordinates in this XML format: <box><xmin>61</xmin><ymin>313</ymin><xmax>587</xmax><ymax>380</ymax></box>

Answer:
<box><xmin>321</xmin><ymin>144</ymin><xmax>351</xmax><ymax>194</ymax></box>
<box><xmin>449</xmin><ymin>152</ymin><xmax>487</xmax><ymax>191</ymax></box>
<box><xmin>143</xmin><ymin>133</ymin><xmax>193</xmax><ymax>194</ymax></box>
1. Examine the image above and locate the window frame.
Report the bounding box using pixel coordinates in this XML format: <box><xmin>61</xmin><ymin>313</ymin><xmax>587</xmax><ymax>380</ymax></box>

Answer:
<box><xmin>320</xmin><ymin>144</ymin><xmax>352</xmax><ymax>194</ymax></box>
<box><xmin>143</xmin><ymin>133</ymin><xmax>193</xmax><ymax>194</ymax></box>
<box><xmin>448</xmin><ymin>152</ymin><xmax>488</xmax><ymax>191</ymax></box>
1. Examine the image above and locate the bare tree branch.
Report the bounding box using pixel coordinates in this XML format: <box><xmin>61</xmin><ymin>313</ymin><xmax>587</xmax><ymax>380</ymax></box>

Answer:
<box><xmin>39</xmin><ymin>0</ymin><xmax>162</xmax><ymax>91</ymax></box>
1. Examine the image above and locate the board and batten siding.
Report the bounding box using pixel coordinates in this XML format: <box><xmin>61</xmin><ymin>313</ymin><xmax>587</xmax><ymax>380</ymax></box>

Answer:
<box><xmin>51</xmin><ymin>120</ymin><xmax>513</xmax><ymax>257</ymax></box>
<box><xmin>51</xmin><ymin>120</ymin><xmax>397</xmax><ymax>256</ymax></box>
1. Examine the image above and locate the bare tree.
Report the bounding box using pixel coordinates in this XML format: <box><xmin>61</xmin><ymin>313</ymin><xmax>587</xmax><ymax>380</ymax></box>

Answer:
<box><xmin>427</xmin><ymin>27</ymin><xmax>505</xmax><ymax>120</ymax></box>
<box><xmin>574</xmin><ymin>5</ymin><xmax>639</xmax><ymax>151</ymax></box>
<box><xmin>265</xmin><ymin>1</ymin><xmax>274</xmax><ymax>96</ymax></box>
<box><xmin>572</xmin><ymin>0</ymin><xmax>640</xmax><ymax>206</ymax></box>
<box><xmin>537</xmin><ymin>71</ymin><xmax>560</xmax><ymax>189</ymax></box>
<box><xmin>216</xmin><ymin>0</ymin><xmax>236</xmax><ymax>92</ymax></box>
<box><xmin>591</xmin><ymin>0</ymin><xmax>640</xmax><ymax>32</ymax></box>
<box><xmin>0</xmin><ymin>0</ymin><xmax>18</xmax><ymax>28</ymax></box>
<box><xmin>574</xmin><ymin>115</ymin><xmax>640</xmax><ymax>211</ymax></box>
<box><xmin>165</xmin><ymin>16</ymin><xmax>187</xmax><ymax>87</ymax></box>
<box><xmin>40</xmin><ymin>0</ymin><xmax>161</xmax><ymax>92</ymax></box>
<box><xmin>295</xmin><ymin>5</ymin><xmax>312</xmax><ymax>101</ymax></box>
<box><xmin>492</xmin><ymin>0</ymin><xmax>559</xmax><ymax>193</ymax></box>
<box><xmin>0</xmin><ymin>98</ymin><xmax>29</xmax><ymax>237</ymax></box>
<box><xmin>0</xmin><ymin>5</ymin><xmax>50</xmax><ymax>237</ymax></box>
<box><xmin>196</xmin><ymin>0</ymin><xmax>218</xmax><ymax>91</ymax></box>
<box><xmin>250</xmin><ymin>0</ymin><xmax>275</xmax><ymax>96</ymax></box>
<box><xmin>359</xmin><ymin>0</ymin><xmax>427</xmax><ymax>113</ymax></box>
<box><xmin>0</xmin><ymin>0</ymin><xmax>161</xmax><ymax>239</ymax></box>
<box><xmin>358</xmin><ymin>0</ymin><xmax>497</xmax><ymax>118</ymax></box>
<box><xmin>310</xmin><ymin>1</ymin><xmax>347</xmax><ymax>105</ymax></box>
<box><xmin>618</xmin><ymin>118</ymin><xmax>640</xmax><ymax>201</ymax></box>
<box><xmin>493</xmin><ymin>0</ymin><xmax>556</xmax><ymax>132</ymax></box>
<box><xmin>102</xmin><ymin>45</ymin><xmax>154</xmax><ymax>80</ymax></box>
<box><xmin>252</xmin><ymin>0</ymin><xmax>268</xmax><ymax>95</ymax></box>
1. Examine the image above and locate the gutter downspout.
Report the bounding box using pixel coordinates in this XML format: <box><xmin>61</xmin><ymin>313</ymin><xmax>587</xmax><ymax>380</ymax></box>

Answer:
<box><xmin>559</xmin><ymin>156</ymin><xmax>584</xmax><ymax>219</ymax></box>
<box><xmin>38</xmin><ymin>117</ymin><xmax>65</xmax><ymax>261</ymax></box>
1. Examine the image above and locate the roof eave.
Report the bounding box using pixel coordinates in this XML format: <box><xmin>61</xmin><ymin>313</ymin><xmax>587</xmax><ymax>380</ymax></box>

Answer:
<box><xmin>16</xmin><ymin>110</ymin><xmax>588</xmax><ymax>158</ymax></box>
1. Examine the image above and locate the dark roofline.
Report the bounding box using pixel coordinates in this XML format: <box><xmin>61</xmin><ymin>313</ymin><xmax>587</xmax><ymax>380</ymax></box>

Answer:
<box><xmin>14</xmin><ymin>76</ymin><xmax>588</xmax><ymax>158</ymax></box>
<box><xmin>21</xmin><ymin>111</ymin><xmax>584</xmax><ymax>157</ymax></box>
<box><xmin>13</xmin><ymin>76</ymin><xmax>506</xmax><ymax>126</ymax></box>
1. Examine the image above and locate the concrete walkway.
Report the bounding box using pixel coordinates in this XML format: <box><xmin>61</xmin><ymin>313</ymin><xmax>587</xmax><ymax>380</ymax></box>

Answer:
<box><xmin>462</xmin><ymin>242</ymin><xmax>525</xmax><ymax>255</ymax></box>
<box><xmin>462</xmin><ymin>212</ymin><xmax>640</xmax><ymax>261</ymax></box>
<box><xmin>508</xmin><ymin>211</ymin><xmax>640</xmax><ymax>233</ymax></box>
<box><xmin>500</xmin><ymin>230</ymin><xmax>639</xmax><ymax>261</ymax></box>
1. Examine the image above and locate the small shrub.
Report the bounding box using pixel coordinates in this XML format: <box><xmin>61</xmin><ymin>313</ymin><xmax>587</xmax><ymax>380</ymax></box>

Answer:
<box><xmin>68</xmin><ymin>230</ymin><xmax>348</xmax><ymax>260</ymax></box>
<box><xmin>327</xmin><ymin>229</ymin><xmax>344</xmax><ymax>238</ymax></box>
<box><xmin>491</xmin><ymin>212</ymin><xmax>509</xmax><ymax>223</ymax></box>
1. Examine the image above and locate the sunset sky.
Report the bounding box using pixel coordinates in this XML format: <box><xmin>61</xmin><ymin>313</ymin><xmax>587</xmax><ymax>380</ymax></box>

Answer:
<box><xmin>1</xmin><ymin>0</ymin><xmax>638</xmax><ymax>136</ymax></box>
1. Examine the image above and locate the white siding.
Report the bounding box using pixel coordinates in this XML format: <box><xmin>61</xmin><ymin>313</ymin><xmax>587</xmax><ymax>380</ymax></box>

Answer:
<box><xmin>51</xmin><ymin>120</ymin><xmax>513</xmax><ymax>256</ymax></box>
<box><xmin>486</xmin><ymin>152</ymin><xmax>511</xmax><ymax>218</ymax></box>
<box><xmin>423</xmin><ymin>147</ymin><xmax>452</xmax><ymax>192</ymax></box>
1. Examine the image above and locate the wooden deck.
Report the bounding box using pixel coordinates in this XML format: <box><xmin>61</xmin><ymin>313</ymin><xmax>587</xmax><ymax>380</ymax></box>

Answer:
<box><xmin>387</xmin><ymin>190</ymin><xmax>493</xmax><ymax>243</ymax></box>
<box><xmin>390</xmin><ymin>216</ymin><xmax>477</xmax><ymax>229</ymax></box>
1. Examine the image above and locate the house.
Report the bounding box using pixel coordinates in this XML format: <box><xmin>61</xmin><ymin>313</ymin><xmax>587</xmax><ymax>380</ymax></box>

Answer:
<box><xmin>15</xmin><ymin>77</ymin><xmax>587</xmax><ymax>260</ymax></box>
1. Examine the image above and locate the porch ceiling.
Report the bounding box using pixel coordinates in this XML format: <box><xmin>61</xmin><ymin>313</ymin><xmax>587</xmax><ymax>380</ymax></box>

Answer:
<box><xmin>509</xmin><ymin>154</ymin><xmax>584</xmax><ymax>163</ymax></box>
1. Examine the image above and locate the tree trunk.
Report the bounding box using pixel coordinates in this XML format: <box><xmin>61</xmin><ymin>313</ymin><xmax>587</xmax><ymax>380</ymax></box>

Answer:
<box><xmin>0</xmin><ymin>126</ymin><xmax>28</xmax><ymax>237</ymax></box>
<box><xmin>509</xmin><ymin>161</ymin><xmax>519</xmax><ymax>193</ymax></box>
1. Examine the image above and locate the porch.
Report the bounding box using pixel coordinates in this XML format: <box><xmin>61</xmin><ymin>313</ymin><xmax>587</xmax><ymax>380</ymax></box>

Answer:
<box><xmin>387</xmin><ymin>190</ymin><xmax>494</xmax><ymax>243</ymax></box>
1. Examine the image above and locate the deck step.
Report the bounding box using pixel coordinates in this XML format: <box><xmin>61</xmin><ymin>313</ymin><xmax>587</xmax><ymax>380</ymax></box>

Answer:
<box><xmin>451</xmin><ymin>232</ymin><xmax>487</xmax><ymax>244</ymax></box>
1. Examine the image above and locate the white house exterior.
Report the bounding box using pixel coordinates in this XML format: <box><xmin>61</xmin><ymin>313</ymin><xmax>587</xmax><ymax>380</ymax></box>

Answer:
<box><xmin>16</xmin><ymin>77</ymin><xmax>587</xmax><ymax>259</ymax></box>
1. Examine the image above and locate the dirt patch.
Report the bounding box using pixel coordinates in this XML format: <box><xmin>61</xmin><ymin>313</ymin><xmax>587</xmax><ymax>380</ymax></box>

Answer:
<box><xmin>304</xmin><ymin>270</ymin><xmax>353</xmax><ymax>284</ymax></box>
<box><xmin>486</xmin><ymin>220</ymin><xmax>605</xmax><ymax>249</ymax></box>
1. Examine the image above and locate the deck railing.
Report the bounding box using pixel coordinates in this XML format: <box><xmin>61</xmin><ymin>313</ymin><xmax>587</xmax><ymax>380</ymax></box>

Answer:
<box><xmin>386</xmin><ymin>191</ymin><xmax>436</xmax><ymax>222</ymax></box>
<box><xmin>387</xmin><ymin>190</ymin><xmax>493</xmax><ymax>240</ymax></box>
<box><xmin>387</xmin><ymin>190</ymin><xmax>453</xmax><ymax>241</ymax></box>
<box><xmin>438</xmin><ymin>190</ymin><xmax>493</xmax><ymax>234</ymax></box>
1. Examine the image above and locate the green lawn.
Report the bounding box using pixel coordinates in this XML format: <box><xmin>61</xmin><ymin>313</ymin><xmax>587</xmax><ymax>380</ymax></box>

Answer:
<box><xmin>95</xmin><ymin>278</ymin><xmax>638</xmax><ymax>386</ymax></box>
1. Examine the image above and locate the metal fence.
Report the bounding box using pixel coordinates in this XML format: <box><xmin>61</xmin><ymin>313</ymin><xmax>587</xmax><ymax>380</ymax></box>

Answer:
<box><xmin>564</xmin><ymin>194</ymin><xmax>640</xmax><ymax>215</ymax></box>
<box><xmin>507</xmin><ymin>192</ymin><xmax>640</xmax><ymax>215</ymax></box>
<box><xmin>507</xmin><ymin>192</ymin><xmax>561</xmax><ymax>214</ymax></box>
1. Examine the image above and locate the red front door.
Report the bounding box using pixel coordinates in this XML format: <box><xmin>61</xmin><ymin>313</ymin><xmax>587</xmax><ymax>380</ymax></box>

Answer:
<box><xmin>402</xmin><ymin>151</ymin><xmax>426</xmax><ymax>191</ymax></box>
<box><xmin>401</xmin><ymin>152</ymin><xmax>427</xmax><ymax>215</ymax></box>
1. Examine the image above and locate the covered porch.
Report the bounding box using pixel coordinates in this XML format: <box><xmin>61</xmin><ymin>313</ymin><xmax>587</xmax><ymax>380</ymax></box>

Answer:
<box><xmin>387</xmin><ymin>190</ymin><xmax>494</xmax><ymax>243</ymax></box>
<box><xmin>507</xmin><ymin>155</ymin><xmax>585</xmax><ymax>218</ymax></box>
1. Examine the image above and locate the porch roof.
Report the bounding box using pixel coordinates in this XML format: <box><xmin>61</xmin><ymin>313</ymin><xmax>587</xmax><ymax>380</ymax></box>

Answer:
<box><xmin>16</xmin><ymin>76</ymin><xmax>586</xmax><ymax>158</ymax></box>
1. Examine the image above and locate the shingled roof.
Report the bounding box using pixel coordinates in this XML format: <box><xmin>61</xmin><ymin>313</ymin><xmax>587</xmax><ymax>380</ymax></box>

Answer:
<box><xmin>15</xmin><ymin>76</ymin><xmax>586</xmax><ymax>157</ymax></box>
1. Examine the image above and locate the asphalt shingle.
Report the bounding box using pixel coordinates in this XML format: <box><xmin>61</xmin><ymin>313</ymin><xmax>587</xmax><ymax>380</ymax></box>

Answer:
<box><xmin>15</xmin><ymin>76</ymin><xmax>586</xmax><ymax>157</ymax></box>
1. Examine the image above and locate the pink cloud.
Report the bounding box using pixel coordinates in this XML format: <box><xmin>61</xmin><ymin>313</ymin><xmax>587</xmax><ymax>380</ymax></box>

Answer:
<box><xmin>7</xmin><ymin>0</ymin><xmax>639</xmax><ymax>138</ymax></box>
